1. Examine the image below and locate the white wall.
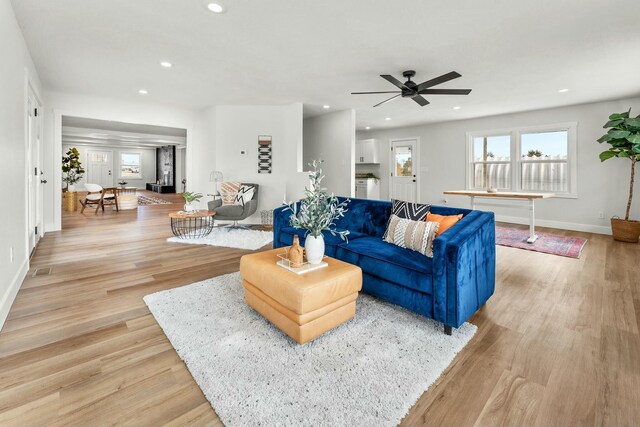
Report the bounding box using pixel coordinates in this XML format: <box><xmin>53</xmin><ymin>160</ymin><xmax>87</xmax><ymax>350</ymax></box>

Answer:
<box><xmin>357</xmin><ymin>97</ymin><xmax>640</xmax><ymax>234</ymax></box>
<box><xmin>62</xmin><ymin>144</ymin><xmax>156</xmax><ymax>189</ymax></box>
<box><xmin>175</xmin><ymin>146</ymin><xmax>187</xmax><ymax>193</ymax></box>
<box><xmin>43</xmin><ymin>91</ymin><xmax>212</xmax><ymax>231</ymax></box>
<box><xmin>303</xmin><ymin>110</ymin><xmax>355</xmax><ymax>197</ymax></box>
<box><xmin>214</xmin><ymin>103</ymin><xmax>306</xmax><ymax>223</ymax></box>
<box><xmin>0</xmin><ymin>0</ymin><xmax>43</xmax><ymax>329</ymax></box>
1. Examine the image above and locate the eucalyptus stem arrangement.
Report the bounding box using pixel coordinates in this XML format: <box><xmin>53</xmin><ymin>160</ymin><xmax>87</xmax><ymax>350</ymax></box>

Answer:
<box><xmin>285</xmin><ymin>160</ymin><xmax>350</xmax><ymax>240</ymax></box>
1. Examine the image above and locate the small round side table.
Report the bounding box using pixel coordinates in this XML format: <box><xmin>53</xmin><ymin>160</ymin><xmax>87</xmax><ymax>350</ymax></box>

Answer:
<box><xmin>169</xmin><ymin>210</ymin><xmax>216</xmax><ymax>239</ymax></box>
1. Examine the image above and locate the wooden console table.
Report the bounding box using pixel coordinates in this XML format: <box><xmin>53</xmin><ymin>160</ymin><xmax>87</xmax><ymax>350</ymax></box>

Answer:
<box><xmin>443</xmin><ymin>190</ymin><xmax>554</xmax><ymax>243</ymax></box>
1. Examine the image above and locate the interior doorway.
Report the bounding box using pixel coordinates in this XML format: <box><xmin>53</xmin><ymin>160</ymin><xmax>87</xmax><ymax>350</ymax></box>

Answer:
<box><xmin>59</xmin><ymin>116</ymin><xmax>187</xmax><ymax>228</ymax></box>
<box><xmin>389</xmin><ymin>138</ymin><xmax>419</xmax><ymax>202</ymax></box>
<box><xmin>27</xmin><ymin>85</ymin><xmax>43</xmax><ymax>255</ymax></box>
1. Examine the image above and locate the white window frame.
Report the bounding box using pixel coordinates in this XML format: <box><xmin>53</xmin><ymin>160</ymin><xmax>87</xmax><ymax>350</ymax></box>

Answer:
<box><xmin>466</xmin><ymin>122</ymin><xmax>578</xmax><ymax>198</ymax></box>
<box><xmin>120</xmin><ymin>152</ymin><xmax>143</xmax><ymax>180</ymax></box>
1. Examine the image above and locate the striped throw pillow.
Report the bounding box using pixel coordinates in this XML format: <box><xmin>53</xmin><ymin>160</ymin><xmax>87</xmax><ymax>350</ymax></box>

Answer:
<box><xmin>384</xmin><ymin>214</ymin><xmax>439</xmax><ymax>258</ymax></box>
<box><xmin>220</xmin><ymin>181</ymin><xmax>241</xmax><ymax>206</ymax></box>
<box><xmin>382</xmin><ymin>199</ymin><xmax>431</xmax><ymax>240</ymax></box>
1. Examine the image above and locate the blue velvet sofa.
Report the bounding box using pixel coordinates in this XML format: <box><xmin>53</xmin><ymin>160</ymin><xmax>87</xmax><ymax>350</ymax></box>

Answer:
<box><xmin>273</xmin><ymin>198</ymin><xmax>496</xmax><ymax>334</ymax></box>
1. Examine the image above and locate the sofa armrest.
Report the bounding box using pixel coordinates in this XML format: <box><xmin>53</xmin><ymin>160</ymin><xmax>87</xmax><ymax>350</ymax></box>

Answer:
<box><xmin>431</xmin><ymin>211</ymin><xmax>496</xmax><ymax>328</ymax></box>
<box><xmin>273</xmin><ymin>204</ymin><xmax>297</xmax><ymax>249</ymax></box>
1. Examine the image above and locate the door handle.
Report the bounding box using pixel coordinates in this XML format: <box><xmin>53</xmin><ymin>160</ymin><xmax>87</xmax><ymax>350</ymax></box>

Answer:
<box><xmin>40</xmin><ymin>180</ymin><xmax>48</xmax><ymax>184</ymax></box>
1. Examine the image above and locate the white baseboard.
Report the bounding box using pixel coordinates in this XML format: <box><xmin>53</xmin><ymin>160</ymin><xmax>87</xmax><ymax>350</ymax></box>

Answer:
<box><xmin>0</xmin><ymin>258</ymin><xmax>29</xmax><ymax>332</ymax></box>
<box><xmin>495</xmin><ymin>214</ymin><xmax>611</xmax><ymax>235</ymax></box>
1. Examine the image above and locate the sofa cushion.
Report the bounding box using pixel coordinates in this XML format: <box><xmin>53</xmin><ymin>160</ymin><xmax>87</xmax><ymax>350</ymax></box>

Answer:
<box><xmin>336</xmin><ymin>237</ymin><xmax>433</xmax><ymax>295</ymax></box>
<box><xmin>220</xmin><ymin>181</ymin><xmax>241</xmax><ymax>205</ymax></box>
<box><xmin>382</xmin><ymin>199</ymin><xmax>431</xmax><ymax>240</ymax></box>
<box><xmin>279</xmin><ymin>227</ymin><xmax>368</xmax><ymax>257</ymax></box>
<box><xmin>427</xmin><ymin>213</ymin><xmax>463</xmax><ymax>236</ymax></box>
<box><xmin>233</xmin><ymin>184</ymin><xmax>255</xmax><ymax>206</ymax></box>
<box><xmin>384</xmin><ymin>215</ymin><xmax>439</xmax><ymax>258</ymax></box>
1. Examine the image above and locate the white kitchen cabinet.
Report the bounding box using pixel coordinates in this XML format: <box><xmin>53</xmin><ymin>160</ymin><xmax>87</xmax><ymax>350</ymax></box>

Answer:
<box><xmin>355</xmin><ymin>139</ymin><xmax>379</xmax><ymax>164</ymax></box>
<box><xmin>355</xmin><ymin>178</ymin><xmax>380</xmax><ymax>200</ymax></box>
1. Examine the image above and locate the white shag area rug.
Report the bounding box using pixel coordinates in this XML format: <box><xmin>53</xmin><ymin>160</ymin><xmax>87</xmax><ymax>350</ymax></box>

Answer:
<box><xmin>167</xmin><ymin>228</ymin><xmax>273</xmax><ymax>250</ymax></box>
<box><xmin>144</xmin><ymin>272</ymin><xmax>477</xmax><ymax>427</ymax></box>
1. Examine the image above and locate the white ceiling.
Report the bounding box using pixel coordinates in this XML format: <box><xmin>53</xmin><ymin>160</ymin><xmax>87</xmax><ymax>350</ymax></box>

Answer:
<box><xmin>11</xmin><ymin>0</ymin><xmax>640</xmax><ymax>130</ymax></box>
<box><xmin>62</xmin><ymin>116</ymin><xmax>186</xmax><ymax>148</ymax></box>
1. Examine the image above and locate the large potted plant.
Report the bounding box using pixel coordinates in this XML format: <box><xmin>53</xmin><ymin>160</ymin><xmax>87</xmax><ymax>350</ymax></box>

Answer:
<box><xmin>598</xmin><ymin>108</ymin><xmax>640</xmax><ymax>242</ymax></box>
<box><xmin>62</xmin><ymin>147</ymin><xmax>85</xmax><ymax>192</ymax></box>
<box><xmin>285</xmin><ymin>160</ymin><xmax>350</xmax><ymax>264</ymax></box>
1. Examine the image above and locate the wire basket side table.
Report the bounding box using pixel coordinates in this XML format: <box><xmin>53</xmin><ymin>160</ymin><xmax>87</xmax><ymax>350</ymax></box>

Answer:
<box><xmin>169</xmin><ymin>210</ymin><xmax>216</xmax><ymax>239</ymax></box>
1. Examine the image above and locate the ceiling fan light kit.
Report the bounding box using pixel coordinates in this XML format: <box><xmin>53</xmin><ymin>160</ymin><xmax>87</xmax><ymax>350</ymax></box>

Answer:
<box><xmin>352</xmin><ymin>69</ymin><xmax>472</xmax><ymax>107</ymax></box>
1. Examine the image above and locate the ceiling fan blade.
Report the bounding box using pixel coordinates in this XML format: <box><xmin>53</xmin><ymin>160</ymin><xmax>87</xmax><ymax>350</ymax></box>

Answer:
<box><xmin>412</xmin><ymin>95</ymin><xmax>430</xmax><ymax>106</ymax></box>
<box><xmin>373</xmin><ymin>94</ymin><xmax>401</xmax><ymax>107</ymax></box>
<box><xmin>351</xmin><ymin>91</ymin><xmax>402</xmax><ymax>95</ymax></box>
<box><xmin>418</xmin><ymin>88</ymin><xmax>472</xmax><ymax>95</ymax></box>
<box><xmin>416</xmin><ymin>71</ymin><xmax>462</xmax><ymax>91</ymax></box>
<box><xmin>380</xmin><ymin>74</ymin><xmax>409</xmax><ymax>90</ymax></box>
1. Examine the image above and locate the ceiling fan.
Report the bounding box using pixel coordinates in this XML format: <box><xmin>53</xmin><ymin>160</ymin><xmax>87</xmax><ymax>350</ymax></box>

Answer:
<box><xmin>351</xmin><ymin>70</ymin><xmax>471</xmax><ymax>107</ymax></box>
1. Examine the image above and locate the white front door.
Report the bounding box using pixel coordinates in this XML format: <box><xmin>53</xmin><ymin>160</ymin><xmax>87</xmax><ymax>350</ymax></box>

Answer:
<box><xmin>87</xmin><ymin>151</ymin><xmax>113</xmax><ymax>188</ymax></box>
<box><xmin>389</xmin><ymin>138</ymin><xmax>418</xmax><ymax>202</ymax></box>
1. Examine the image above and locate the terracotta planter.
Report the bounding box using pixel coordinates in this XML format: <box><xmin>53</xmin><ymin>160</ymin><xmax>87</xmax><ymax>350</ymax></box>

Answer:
<box><xmin>611</xmin><ymin>217</ymin><xmax>640</xmax><ymax>243</ymax></box>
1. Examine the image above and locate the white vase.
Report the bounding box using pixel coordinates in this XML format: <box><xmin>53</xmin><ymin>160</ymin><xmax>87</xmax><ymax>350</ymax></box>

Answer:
<box><xmin>184</xmin><ymin>203</ymin><xmax>196</xmax><ymax>212</ymax></box>
<box><xmin>305</xmin><ymin>234</ymin><xmax>325</xmax><ymax>265</ymax></box>
<box><xmin>68</xmin><ymin>184</ymin><xmax>76</xmax><ymax>192</ymax></box>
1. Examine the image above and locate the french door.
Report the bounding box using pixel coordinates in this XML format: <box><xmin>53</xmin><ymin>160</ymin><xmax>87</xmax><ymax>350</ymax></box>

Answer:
<box><xmin>389</xmin><ymin>138</ymin><xmax>419</xmax><ymax>202</ymax></box>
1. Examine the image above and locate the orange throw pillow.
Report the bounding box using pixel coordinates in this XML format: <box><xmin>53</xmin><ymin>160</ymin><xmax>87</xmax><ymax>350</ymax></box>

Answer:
<box><xmin>427</xmin><ymin>213</ymin><xmax>463</xmax><ymax>236</ymax></box>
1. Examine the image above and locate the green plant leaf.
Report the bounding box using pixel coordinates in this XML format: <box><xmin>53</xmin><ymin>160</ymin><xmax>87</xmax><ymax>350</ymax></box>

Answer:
<box><xmin>599</xmin><ymin>150</ymin><xmax>617</xmax><ymax>161</ymax></box>
<box><xmin>625</xmin><ymin>134</ymin><xmax>640</xmax><ymax>144</ymax></box>
<box><xmin>604</xmin><ymin>119</ymin><xmax>625</xmax><ymax>128</ymax></box>
<box><xmin>618</xmin><ymin>150</ymin><xmax>631</xmax><ymax>158</ymax></box>
<box><xmin>610</xmin><ymin>138</ymin><xmax>631</xmax><ymax>148</ymax></box>
<box><xmin>597</xmin><ymin>134</ymin><xmax>611</xmax><ymax>143</ymax></box>
<box><xmin>608</xmin><ymin>129</ymin><xmax>631</xmax><ymax>139</ymax></box>
<box><xmin>625</xmin><ymin>117</ymin><xmax>640</xmax><ymax>128</ymax></box>
<box><xmin>633</xmin><ymin>144</ymin><xmax>640</xmax><ymax>154</ymax></box>
<box><xmin>609</xmin><ymin>113</ymin><xmax>626</xmax><ymax>120</ymax></box>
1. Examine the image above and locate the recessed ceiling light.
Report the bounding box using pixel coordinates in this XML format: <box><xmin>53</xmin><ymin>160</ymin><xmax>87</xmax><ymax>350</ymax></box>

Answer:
<box><xmin>385</xmin><ymin>117</ymin><xmax>391</xmax><ymax>121</ymax></box>
<box><xmin>323</xmin><ymin>105</ymin><xmax>330</xmax><ymax>109</ymax></box>
<box><xmin>207</xmin><ymin>2</ymin><xmax>225</xmax><ymax>13</ymax></box>
<box><xmin>138</xmin><ymin>89</ymin><xmax>148</xmax><ymax>95</ymax></box>
<box><xmin>365</xmin><ymin>126</ymin><xmax>371</xmax><ymax>130</ymax></box>
<box><xmin>452</xmin><ymin>106</ymin><xmax>461</xmax><ymax>110</ymax></box>
<box><xmin>160</xmin><ymin>61</ymin><xmax>172</xmax><ymax>68</ymax></box>
<box><xmin>558</xmin><ymin>88</ymin><xmax>569</xmax><ymax>93</ymax></box>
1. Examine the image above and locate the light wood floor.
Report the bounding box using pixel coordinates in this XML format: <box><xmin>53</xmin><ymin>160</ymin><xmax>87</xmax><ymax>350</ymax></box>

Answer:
<box><xmin>0</xmin><ymin>192</ymin><xmax>638</xmax><ymax>426</ymax></box>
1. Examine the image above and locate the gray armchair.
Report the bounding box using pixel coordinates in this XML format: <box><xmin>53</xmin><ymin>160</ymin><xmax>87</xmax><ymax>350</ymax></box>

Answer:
<box><xmin>208</xmin><ymin>183</ymin><xmax>259</xmax><ymax>229</ymax></box>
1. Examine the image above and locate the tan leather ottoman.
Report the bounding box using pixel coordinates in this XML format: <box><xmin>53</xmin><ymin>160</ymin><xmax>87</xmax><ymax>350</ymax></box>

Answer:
<box><xmin>239</xmin><ymin>249</ymin><xmax>362</xmax><ymax>344</ymax></box>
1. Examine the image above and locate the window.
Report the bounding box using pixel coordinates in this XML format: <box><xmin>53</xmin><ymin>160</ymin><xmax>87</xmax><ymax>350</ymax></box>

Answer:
<box><xmin>120</xmin><ymin>153</ymin><xmax>142</xmax><ymax>179</ymax></box>
<box><xmin>471</xmin><ymin>135</ymin><xmax>511</xmax><ymax>189</ymax></box>
<box><xmin>467</xmin><ymin>123</ymin><xmax>577</xmax><ymax>197</ymax></box>
<box><xmin>394</xmin><ymin>145</ymin><xmax>413</xmax><ymax>177</ymax></box>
